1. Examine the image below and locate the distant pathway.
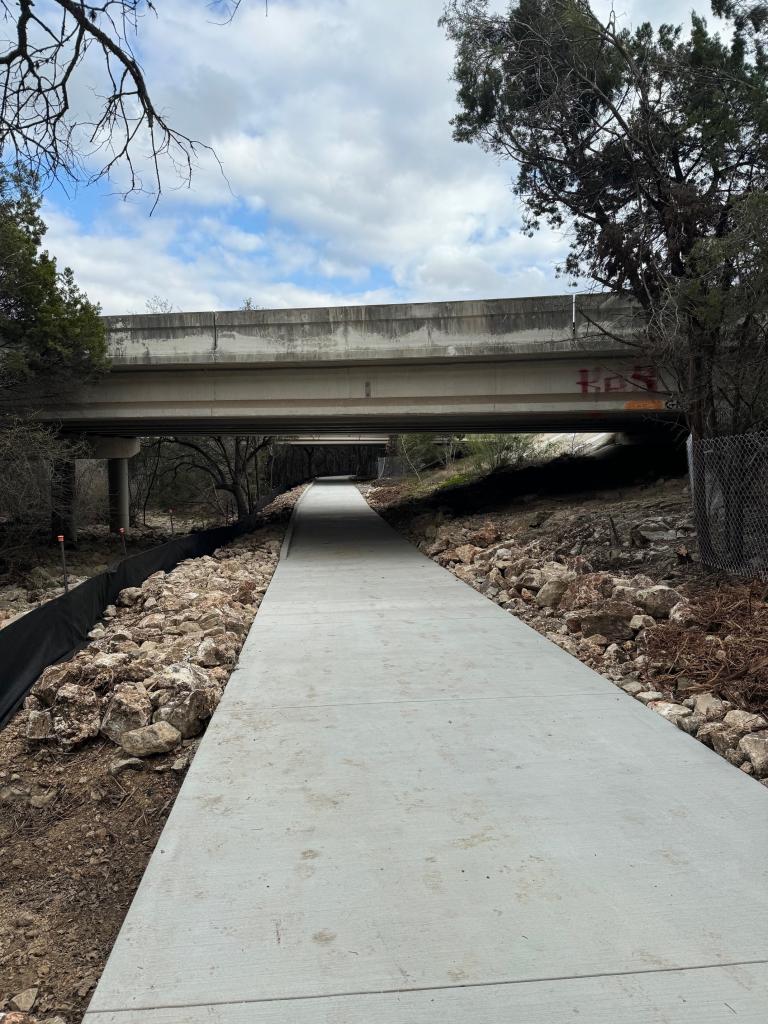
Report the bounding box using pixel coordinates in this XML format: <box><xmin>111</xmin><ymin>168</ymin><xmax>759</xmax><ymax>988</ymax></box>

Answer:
<box><xmin>86</xmin><ymin>480</ymin><xmax>768</xmax><ymax>1022</ymax></box>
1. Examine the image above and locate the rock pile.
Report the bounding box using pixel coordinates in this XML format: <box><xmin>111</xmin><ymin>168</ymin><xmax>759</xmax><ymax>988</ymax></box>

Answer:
<box><xmin>17</xmin><ymin>528</ymin><xmax>282</xmax><ymax>764</ymax></box>
<box><xmin>405</xmin><ymin>513</ymin><xmax>768</xmax><ymax>783</ymax></box>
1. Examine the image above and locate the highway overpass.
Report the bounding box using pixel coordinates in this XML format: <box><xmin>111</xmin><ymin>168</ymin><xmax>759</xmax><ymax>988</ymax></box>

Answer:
<box><xmin>31</xmin><ymin>292</ymin><xmax>673</xmax><ymax>533</ymax></box>
<box><xmin>41</xmin><ymin>293</ymin><xmax>669</xmax><ymax>437</ymax></box>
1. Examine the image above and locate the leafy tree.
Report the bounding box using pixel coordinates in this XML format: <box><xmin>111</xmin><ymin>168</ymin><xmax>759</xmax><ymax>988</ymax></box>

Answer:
<box><xmin>397</xmin><ymin>434</ymin><xmax>442</xmax><ymax>480</ymax></box>
<box><xmin>441</xmin><ymin>0</ymin><xmax>768</xmax><ymax>439</ymax></box>
<box><xmin>466</xmin><ymin>433</ymin><xmax>539</xmax><ymax>473</ymax></box>
<box><xmin>0</xmin><ymin>164</ymin><xmax>106</xmax><ymax>554</ymax></box>
<box><xmin>0</xmin><ymin>164</ymin><xmax>107</xmax><ymax>399</ymax></box>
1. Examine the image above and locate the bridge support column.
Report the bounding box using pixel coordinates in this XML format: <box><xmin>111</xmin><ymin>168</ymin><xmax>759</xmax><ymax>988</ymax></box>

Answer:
<box><xmin>108</xmin><ymin>458</ymin><xmax>130</xmax><ymax>534</ymax></box>
<box><xmin>85</xmin><ymin>438</ymin><xmax>139</xmax><ymax>534</ymax></box>
<box><xmin>51</xmin><ymin>461</ymin><xmax>78</xmax><ymax>547</ymax></box>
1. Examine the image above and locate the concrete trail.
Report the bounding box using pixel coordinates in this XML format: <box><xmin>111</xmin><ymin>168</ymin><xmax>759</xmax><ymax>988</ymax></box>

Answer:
<box><xmin>86</xmin><ymin>480</ymin><xmax>768</xmax><ymax>1022</ymax></box>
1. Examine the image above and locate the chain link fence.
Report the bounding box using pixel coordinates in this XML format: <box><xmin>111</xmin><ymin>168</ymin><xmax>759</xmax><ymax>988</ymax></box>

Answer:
<box><xmin>688</xmin><ymin>431</ymin><xmax>768</xmax><ymax>580</ymax></box>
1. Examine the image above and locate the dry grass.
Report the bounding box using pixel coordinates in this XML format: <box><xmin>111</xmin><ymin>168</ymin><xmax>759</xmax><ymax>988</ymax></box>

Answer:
<box><xmin>645</xmin><ymin>582</ymin><xmax>768</xmax><ymax>713</ymax></box>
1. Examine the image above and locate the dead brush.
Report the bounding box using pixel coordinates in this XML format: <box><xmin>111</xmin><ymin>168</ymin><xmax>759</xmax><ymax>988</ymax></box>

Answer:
<box><xmin>644</xmin><ymin>583</ymin><xmax>768</xmax><ymax>715</ymax></box>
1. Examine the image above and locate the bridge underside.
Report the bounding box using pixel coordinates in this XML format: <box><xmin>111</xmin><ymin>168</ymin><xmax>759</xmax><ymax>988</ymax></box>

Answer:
<box><xmin>59</xmin><ymin>413</ymin><xmax>678</xmax><ymax>436</ymax></box>
<box><xmin>48</xmin><ymin>360</ymin><xmax>677</xmax><ymax>437</ymax></box>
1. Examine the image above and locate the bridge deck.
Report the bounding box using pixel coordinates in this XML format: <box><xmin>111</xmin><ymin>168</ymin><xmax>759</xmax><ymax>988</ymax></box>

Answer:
<box><xmin>86</xmin><ymin>481</ymin><xmax>768</xmax><ymax>1023</ymax></box>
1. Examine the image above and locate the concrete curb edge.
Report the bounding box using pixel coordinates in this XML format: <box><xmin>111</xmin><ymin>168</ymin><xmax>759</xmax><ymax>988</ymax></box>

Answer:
<box><xmin>279</xmin><ymin>481</ymin><xmax>314</xmax><ymax>561</ymax></box>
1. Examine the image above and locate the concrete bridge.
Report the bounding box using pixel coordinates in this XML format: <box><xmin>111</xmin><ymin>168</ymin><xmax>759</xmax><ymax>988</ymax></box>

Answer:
<box><xmin>47</xmin><ymin>292</ymin><xmax>666</xmax><ymax>437</ymax></box>
<box><xmin>40</xmin><ymin>293</ymin><xmax>670</xmax><ymax>532</ymax></box>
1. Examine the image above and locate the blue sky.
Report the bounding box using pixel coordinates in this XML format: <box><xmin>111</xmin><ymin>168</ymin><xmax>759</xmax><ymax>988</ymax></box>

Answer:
<box><xmin>39</xmin><ymin>0</ymin><xmax>713</xmax><ymax>314</ymax></box>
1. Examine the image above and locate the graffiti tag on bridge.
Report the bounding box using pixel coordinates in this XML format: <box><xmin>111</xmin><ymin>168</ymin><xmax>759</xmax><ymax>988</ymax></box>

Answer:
<box><xmin>577</xmin><ymin>365</ymin><xmax>658</xmax><ymax>394</ymax></box>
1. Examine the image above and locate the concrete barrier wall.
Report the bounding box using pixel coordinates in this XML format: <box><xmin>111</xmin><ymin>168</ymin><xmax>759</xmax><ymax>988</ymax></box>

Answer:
<box><xmin>104</xmin><ymin>293</ymin><xmax>644</xmax><ymax>369</ymax></box>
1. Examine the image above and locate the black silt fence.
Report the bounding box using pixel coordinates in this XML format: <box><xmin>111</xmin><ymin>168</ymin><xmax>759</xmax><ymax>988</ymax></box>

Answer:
<box><xmin>0</xmin><ymin>496</ymin><xmax>278</xmax><ymax>730</ymax></box>
<box><xmin>688</xmin><ymin>431</ymin><xmax>768</xmax><ymax>580</ymax></box>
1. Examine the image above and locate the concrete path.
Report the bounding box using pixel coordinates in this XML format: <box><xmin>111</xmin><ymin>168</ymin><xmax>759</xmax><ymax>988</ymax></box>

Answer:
<box><xmin>86</xmin><ymin>480</ymin><xmax>768</xmax><ymax>1022</ymax></box>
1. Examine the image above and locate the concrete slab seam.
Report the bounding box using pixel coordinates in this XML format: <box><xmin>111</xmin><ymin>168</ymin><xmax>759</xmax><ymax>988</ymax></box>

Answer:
<box><xmin>83</xmin><ymin>957</ymin><xmax>768</xmax><ymax>1016</ymax></box>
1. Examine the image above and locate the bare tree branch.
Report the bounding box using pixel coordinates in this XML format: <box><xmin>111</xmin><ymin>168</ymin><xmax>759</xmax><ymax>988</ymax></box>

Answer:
<box><xmin>0</xmin><ymin>1</ymin><xmax>254</xmax><ymax>201</ymax></box>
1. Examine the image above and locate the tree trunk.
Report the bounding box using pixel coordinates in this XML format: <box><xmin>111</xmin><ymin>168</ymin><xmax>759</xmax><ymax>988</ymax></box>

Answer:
<box><xmin>230</xmin><ymin>483</ymin><xmax>248</xmax><ymax>520</ymax></box>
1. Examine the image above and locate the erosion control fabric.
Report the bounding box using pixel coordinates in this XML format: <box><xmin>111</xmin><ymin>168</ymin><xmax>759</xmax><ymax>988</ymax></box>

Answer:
<box><xmin>0</xmin><ymin>502</ymin><xmax>276</xmax><ymax>729</ymax></box>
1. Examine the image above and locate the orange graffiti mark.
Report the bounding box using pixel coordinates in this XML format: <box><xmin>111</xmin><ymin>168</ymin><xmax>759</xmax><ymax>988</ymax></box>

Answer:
<box><xmin>624</xmin><ymin>399</ymin><xmax>665</xmax><ymax>411</ymax></box>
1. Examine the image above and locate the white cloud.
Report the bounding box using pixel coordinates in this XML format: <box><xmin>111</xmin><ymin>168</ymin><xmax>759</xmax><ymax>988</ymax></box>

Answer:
<box><xmin>43</xmin><ymin>0</ymin><xmax>714</xmax><ymax>313</ymax></box>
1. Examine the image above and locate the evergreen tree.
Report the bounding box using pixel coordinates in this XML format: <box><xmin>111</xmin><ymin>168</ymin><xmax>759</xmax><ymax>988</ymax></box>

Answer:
<box><xmin>441</xmin><ymin>0</ymin><xmax>768</xmax><ymax>437</ymax></box>
<box><xmin>0</xmin><ymin>165</ymin><xmax>107</xmax><ymax>399</ymax></box>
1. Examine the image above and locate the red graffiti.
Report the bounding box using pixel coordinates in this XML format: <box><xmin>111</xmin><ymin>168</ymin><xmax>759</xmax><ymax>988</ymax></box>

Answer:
<box><xmin>630</xmin><ymin>365</ymin><xmax>658</xmax><ymax>391</ymax></box>
<box><xmin>577</xmin><ymin>365</ymin><xmax>658</xmax><ymax>394</ymax></box>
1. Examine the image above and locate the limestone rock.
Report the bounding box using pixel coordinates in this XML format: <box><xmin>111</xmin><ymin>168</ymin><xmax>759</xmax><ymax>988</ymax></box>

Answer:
<box><xmin>491</xmin><ymin>546</ymin><xmax>514</xmax><ymax>563</ymax></box>
<box><xmin>738</xmin><ymin>731</ymin><xmax>768</xmax><ymax>777</ymax></box>
<box><xmin>81</xmin><ymin>651</ymin><xmax>131</xmax><ymax>690</ymax></box>
<box><xmin>636</xmin><ymin>690</ymin><xmax>664</xmax><ymax>704</ymax></box>
<box><xmin>33</xmin><ymin>661</ymin><xmax>76</xmax><ymax>706</ymax></box>
<box><xmin>196</xmin><ymin>635</ymin><xmax>238</xmax><ymax>668</ymax></box>
<box><xmin>146</xmin><ymin>661</ymin><xmax>212</xmax><ymax>694</ymax></box>
<box><xmin>120</xmin><ymin>721</ymin><xmax>182</xmax><ymax>757</ymax></box>
<box><xmin>137</xmin><ymin>612</ymin><xmax>166</xmax><ymax>630</ymax></box>
<box><xmin>100</xmin><ymin>685</ymin><xmax>153</xmax><ymax>744</ymax></box>
<box><xmin>678</xmin><ymin>711</ymin><xmax>704</xmax><ymax>736</ymax></box>
<box><xmin>26</xmin><ymin>709</ymin><xmax>53</xmax><ymax>741</ymax></box>
<box><xmin>52</xmin><ymin>684</ymin><xmax>101</xmax><ymax>749</ymax></box>
<box><xmin>649</xmin><ymin>701</ymin><xmax>692</xmax><ymax>726</ymax></box>
<box><xmin>694</xmin><ymin>693</ymin><xmax>729</xmax><ymax>722</ymax></box>
<box><xmin>622</xmin><ymin>680</ymin><xmax>645</xmax><ymax>696</ymax></box>
<box><xmin>573</xmin><ymin>600</ymin><xmax>639</xmax><ymax>642</ymax></box>
<box><xmin>724</xmin><ymin>748</ymin><xmax>746</xmax><ymax>767</ymax></box>
<box><xmin>539</xmin><ymin>561</ymin><xmax>574</xmax><ymax>581</ymax></box>
<box><xmin>198</xmin><ymin>608</ymin><xmax>225</xmax><ymax>631</ymax></box>
<box><xmin>559</xmin><ymin>573</ymin><xmax>616</xmax><ymax>611</ymax></box>
<box><xmin>453</xmin><ymin>543</ymin><xmax>480</xmax><ymax>564</ymax></box>
<box><xmin>505</xmin><ymin>556</ymin><xmax>536</xmax><ymax>579</ymax></box>
<box><xmin>698</xmin><ymin>721</ymin><xmax>741</xmax><ymax>756</ymax></box>
<box><xmin>466</xmin><ymin>523</ymin><xmax>499</xmax><ymax>547</ymax></box>
<box><xmin>635</xmin><ymin>585</ymin><xmax>684</xmax><ymax>619</ymax></box>
<box><xmin>109</xmin><ymin>756</ymin><xmax>144</xmax><ymax>775</ymax></box>
<box><xmin>535</xmin><ymin>577</ymin><xmax>571</xmax><ymax>609</ymax></box>
<box><xmin>436</xmin><ymin>547</ymin><xmax>459</xmax><ymax>566</ymax></box>
<box><xmin>10</xmin><ymin>986</ymin><xmax>38</xmax><ymax>1012</ymax></box>
<box><xmin>117</xmin><ymin>586</ymin><xmax>143</xmax><ymax>607</ymax></box>
<box><xmin>629</xmin><ymin>614</ymin><xmax>655</xmax><ymax>632</ymax></box>
<box><xmin>632</xmin><ymin>521</ymin><xmax>677</xmax><ymax>545</ymax></box>
<box><xmin>697</xmin><ymin>720</ymin><xmax>725</xmax><ymax>747</ymax></box>
<box><xmin>628</xmin><ymin>573</ymin><xmax>655</xmax><ymax>588</ymax></box>
<box><xmin>711</xmin><ymin>727</ymin><xmax>741</xmax><ymax>757</ymax></box>
<box><xmin>154</xmin><ymin>683</ymin><xmax>222</xmax><ymax>738</ymax></box>
<box><xmin>516</xmin><ymin>568</ymin><xmax>542</xmax><ymax>591</ymax></box>
<box><xmin>669</xmin><ymin>601</ymin><xmax>697</xmax><ymax>626</ymax></box>
<box><xmin>723</xmin><ymin>709</ymin><xmax>767</xmax><ymax>735</ymax></box>
<box><xmin>22</xmin><ymin>691</ymin><xmax>42</xmax><ymax>712</ymax></box>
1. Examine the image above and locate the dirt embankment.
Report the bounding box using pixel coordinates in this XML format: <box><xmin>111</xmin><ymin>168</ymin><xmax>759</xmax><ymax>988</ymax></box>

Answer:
<box><xmin>368</xmin><ymin>459</ymin><xmax>768</xmax><ymax>785</ymax></box>
<box><xmin>0</xmin><ymin>487</ymin><xmax>302</xmax><ymax>1024</ymax></box>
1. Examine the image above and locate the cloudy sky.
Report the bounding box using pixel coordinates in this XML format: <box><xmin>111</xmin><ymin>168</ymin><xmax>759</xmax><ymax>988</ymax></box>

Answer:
<box><xmin>42</xmin><ymin>0</ymin><xmax>713</xmax><ymax>314</ymax></box>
